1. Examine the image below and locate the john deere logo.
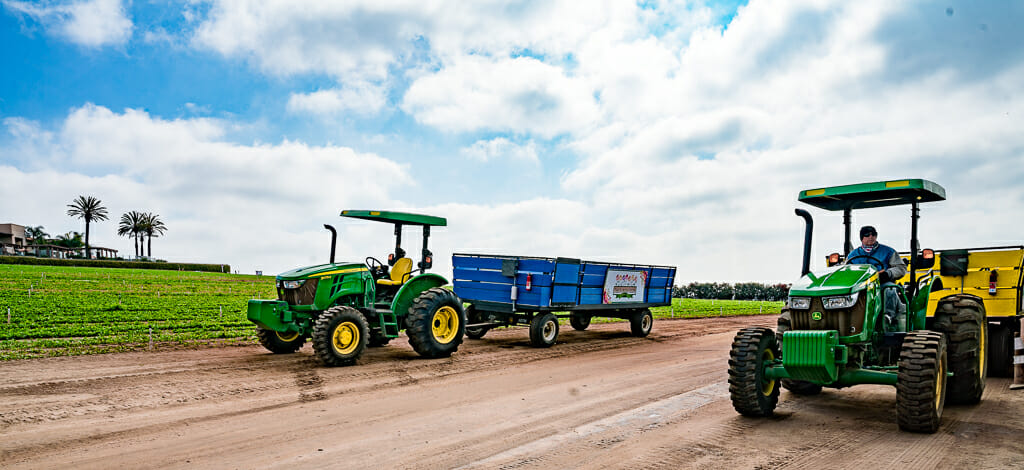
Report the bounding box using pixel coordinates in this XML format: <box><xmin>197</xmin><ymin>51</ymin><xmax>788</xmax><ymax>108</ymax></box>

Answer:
<box><xmin>812</xmin><ymin>311</ymin><xmax>823</xmax><ymax>321</ymax></box>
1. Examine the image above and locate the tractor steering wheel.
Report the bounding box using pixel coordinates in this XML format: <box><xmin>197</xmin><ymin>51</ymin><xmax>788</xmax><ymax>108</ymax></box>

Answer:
<box><xmin>845</xmin><ymin>254</ymin><xmax>887</xmax><ymax>272</ymax></box>
<box><xmin>365</xmin><ymin>257</ymin><xmax>388</xmax><ymax>279</ymax></box>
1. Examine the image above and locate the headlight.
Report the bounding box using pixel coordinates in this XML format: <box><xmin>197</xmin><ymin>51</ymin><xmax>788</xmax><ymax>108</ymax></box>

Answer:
<box><xmin>280</xmin><ymin>280</ymin><xmax>306</xmax><ymax>289</ymax></box>
<box><xmin>822</xmin><ymin>292</ymin><xmax>859</xmax><ymax>309</ymax></box>
<box><xmin>789</xmin><ymin>297</ymin><xmax>811</xmax><ymax>309</ymax></box>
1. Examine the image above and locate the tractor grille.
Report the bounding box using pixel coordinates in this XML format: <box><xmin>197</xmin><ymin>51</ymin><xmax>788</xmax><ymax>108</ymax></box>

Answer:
<box><xmin>279</xmin><ymin>279</ymin><xmax>319</xmax><ymax>306</ymax></box>
<box><xmin>790</xmin><ymin>295</ymin><xmax>866</xmax><ymax>336</ymax></box>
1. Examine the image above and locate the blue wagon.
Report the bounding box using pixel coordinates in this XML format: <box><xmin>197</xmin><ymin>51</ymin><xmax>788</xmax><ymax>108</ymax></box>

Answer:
<box><xmin>452</xmin><ymin>253</ymin><xmax>677</xmax><ymax>347</ymax></box>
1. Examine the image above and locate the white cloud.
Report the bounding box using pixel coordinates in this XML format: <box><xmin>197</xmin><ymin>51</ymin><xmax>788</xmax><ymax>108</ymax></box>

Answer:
<box><xmin>403</xmin><ymin>56</ymin><xmax>600</xmax><ymax>138</ymax></box>
<box><xmin>287</xmin><ymin>82</ymin><xmax>387</xmax><ymax>116</ymax></box>
<box><xmin>0</xmin><ymin>105</ymin><xmax>414</xmax><ymax>273</ymax></box>
<box><xmin>460</xmin><ymin>138</ymin><xmax>539</xmax><ymax>163</ymax></box>
<box><xmin>3</xmin><ymin>0</ymin><xmax>132</xmax><ymax>47</ymax></box>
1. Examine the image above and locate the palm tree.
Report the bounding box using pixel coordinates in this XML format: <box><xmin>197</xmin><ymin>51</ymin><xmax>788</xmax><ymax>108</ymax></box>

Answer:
<box><xmin>54</xmin><ymin>232</ymin><xmax>84</xmax><ymax>248</ymax></box>
<box><xmin>142</xmin><ymin>212</ymin><xmax>167</xmax><ymax>258</ymax></box>
<box><xmin>66</xmin><ymin>196</ymin><xmax>109</xmax><ymax>259</ymax></box>
<box><xmin>118</xmin><ymin>211</ymin><xmax>145</xmax><ymax>258</ymax></box>
<box><xmin>24</xmin><ymin>226</ymin><xmax>48</xmax><ymax>245</ymax></box>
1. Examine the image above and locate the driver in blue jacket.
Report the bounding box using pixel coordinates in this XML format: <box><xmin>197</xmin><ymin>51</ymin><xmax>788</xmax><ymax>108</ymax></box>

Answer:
<box><xmin>845</xmin><ymin>225</ymin><xmax>906</xmax><ymax>283</ymax></box>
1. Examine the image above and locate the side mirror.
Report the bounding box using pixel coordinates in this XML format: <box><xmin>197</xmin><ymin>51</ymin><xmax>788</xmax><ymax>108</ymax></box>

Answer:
<box><xmin>419</xmin><ymin>249</ymin><xmax>433</xmax><ymax>270</ymax></box>
<box><xmin>826</xmin><ymin>252</ymin><xmax>842</xmax><ymax>267</ymax></box>
<box><xmin>917</xmin><ymin>248</ymin><xmax>935</xmax><ymax>269</ymax></box>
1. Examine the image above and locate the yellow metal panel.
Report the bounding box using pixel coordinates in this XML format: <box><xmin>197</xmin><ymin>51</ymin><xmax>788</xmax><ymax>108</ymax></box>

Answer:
<box><xmin>315</xmin><ymin>267</ymin><xmax>368</xmax><ymax>277</ymax></box>
<box><xmin>805</xmin><ymin>189</ymin><xmax>825</xmax><ymax>196</ymax></box>
<box><xmin>885</xmin><ymin>180</ymin><xmax>910</xmax><ymax>188</ymax></box>
<box><xmin>908</xmin><ymin>248</ymin><xmax>1024</xmax><ymax>318</ymax></box>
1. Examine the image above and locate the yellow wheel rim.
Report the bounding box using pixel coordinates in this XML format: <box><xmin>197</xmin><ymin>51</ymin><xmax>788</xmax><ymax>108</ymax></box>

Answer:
<box><xmin>431</xmin><ymin>306</ymin><xmax>459</xmax><ymax>344</ymax></box>
<box><xmin>935</xmin><ymin>353</ymin><xmax>945</xmax><ymax>410</ymax></box>
<box><xmin>332</xmin><ymin>321</ymin><xmax>360</xmax><ymax>355</ymax></box>
<box><xmin>761</xmin><ymin>348</ymin><xmax>777</xmax><ymax>396</ymax></box>
<box><xmin>979</xmin><ymin>321</ymin><xmax>986</xmax><ymax>376</ymax></box>
<box><xmin>276</xmin><ymin>331</ymin><xmax>300</xmax><ymax>342</ymax></box>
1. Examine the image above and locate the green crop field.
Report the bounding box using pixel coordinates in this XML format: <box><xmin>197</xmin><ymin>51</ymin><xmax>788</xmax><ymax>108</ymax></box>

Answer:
<box><xmin>0</xmin><ymin>264</ymin><xmax>276</xmax><ymax>360</ymax></box>
<box><xmin>0</xmin><ymin>264</ymin><xmax>782</xmax><ymax>360</ymax></box>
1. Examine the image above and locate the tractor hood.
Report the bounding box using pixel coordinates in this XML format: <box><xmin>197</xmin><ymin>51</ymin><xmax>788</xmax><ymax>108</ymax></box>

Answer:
<box><xmin>789</xmin><ymin>264</ymin><xmax>877</xmax><ymax>297</ymax></box>
<box><xmin>277</xmin><ymin>262</ymin><xmax>366</xmax><ymax>280</ymax></box>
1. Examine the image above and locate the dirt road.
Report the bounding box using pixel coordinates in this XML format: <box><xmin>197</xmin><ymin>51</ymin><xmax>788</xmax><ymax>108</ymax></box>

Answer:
<box><xmin>2</xmin><ymin>316</ymin><xmax>1022</xmax><ymax>469</ymax></box>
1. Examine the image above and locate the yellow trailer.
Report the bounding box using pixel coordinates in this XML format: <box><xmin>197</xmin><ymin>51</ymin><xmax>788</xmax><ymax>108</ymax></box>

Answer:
<box><xmin>901</xmin><ymin>246</ymin><xmax>1024</xmax><ymax>376</ymax></box>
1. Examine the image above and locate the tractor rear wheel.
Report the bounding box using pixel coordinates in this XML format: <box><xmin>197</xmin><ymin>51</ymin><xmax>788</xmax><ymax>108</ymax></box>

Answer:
<box><xmin>406</xmin><ymin>288</ymin><xmax>466</xmax><ymax>358</ymax></box>
<box><xmin>896</xmin><ymin>330</ymin><xmax>947</xmax><ymax>433</ymax></box>
<box><xmin>256</xmin><ymin>328</ymin><xmax>306</xmax><ymax>354</ymax></box>
<box><xmin>987</xmin><ymin>323</ymin><xmax>1013</xmax><ymax>377</ymax></box>
<box><xmin>569</xmin><ymin>315</ymin><xmax>591</xmax><ymax>331</ymax></box>
<box><xmin>630</xmin><ymin>309</ymin><xmax>653</xmax><ymax>337</ymax></box>
<box><xmin>728</xmin><ymin>327</ymin><xmax>780</xmax><ymax>417</ymax></box>
<box><xmin>529</xmin><ymin>313</ymin><xmax>559</xmax><ymax>347</ymax></box>
<box><xmin>933</xmin><ymin>294</ymin><xmax>986</xmax><ymax>404</ymax></box>
<box><xmin>312</xmin><ymin>306</ymin><xmax>368</xmax><ymax>367</ymax></box>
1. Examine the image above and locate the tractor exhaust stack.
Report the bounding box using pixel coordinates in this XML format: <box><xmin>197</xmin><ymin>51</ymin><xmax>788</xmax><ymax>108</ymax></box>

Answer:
<box><xmin>324</xmin><ymin>224</ymin><xmax>337</xmax><ymax>264</ymax></box>
<box><xmin>796</xmin><ymin>209</ymin><xmax>813</xmax><ymax>276</ymax></box>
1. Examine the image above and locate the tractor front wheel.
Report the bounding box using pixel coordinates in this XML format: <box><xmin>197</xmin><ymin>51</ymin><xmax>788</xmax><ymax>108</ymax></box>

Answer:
<box><xmin>933</xmin><ymin>294</ymin><xmax>987</xmax><ymax>404</ymax></box>
<box><xmin>312</xmin><ymin>306</ymin><xmax>368</xmax><ymax>367</ymax></box>
<box><xmin>406</xmin><ymin>288</ymin><xmax>466</xmax><ymax>358</ymax></box>
<box><xmin>529</xmin><ymin>313</ymin><xmax>559</xmax><ymax>347</ymax></box>
<box><xmin>728</xmin><ymin>327</ymin><xmax>780</xmax><ymax>417</ymax></box>
<box><xmin>781</xmin><ymin>379</ymin><xmax>823</xmax><ymax>396</ymax></box>
<box><xmin>630</xmin><ymin>309</ymin><xmax>653</xmax><ymax>337</ymax></box>
<box><xmin>256</xmin><ymin>328</ymin><xmax>306</xmax><ymax>354</ymax></box>
<box><xmin>896</xmin><ymin>330</ymin><xmax>947</xmax><ymax>433</ymax></box>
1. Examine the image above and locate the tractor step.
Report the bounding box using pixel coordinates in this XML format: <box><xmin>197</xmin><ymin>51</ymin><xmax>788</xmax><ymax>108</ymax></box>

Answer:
<box><xmin>377</xmin><ymin>308</ymin><xmax>400</xmax><ymax>338</ymax></box>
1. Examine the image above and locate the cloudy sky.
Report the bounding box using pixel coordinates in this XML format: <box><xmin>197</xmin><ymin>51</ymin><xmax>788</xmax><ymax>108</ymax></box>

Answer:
<box><xmin>1</xmin><ymin>0</ymin><xmax>1022</xmax><ymax>283</ymax></box>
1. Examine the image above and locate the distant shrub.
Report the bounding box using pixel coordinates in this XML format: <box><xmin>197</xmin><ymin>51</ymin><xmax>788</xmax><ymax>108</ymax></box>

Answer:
<box><xmin>0</xmin><ymin>256</ymin><xmax>229</xmax><ymax>273</ymax></box>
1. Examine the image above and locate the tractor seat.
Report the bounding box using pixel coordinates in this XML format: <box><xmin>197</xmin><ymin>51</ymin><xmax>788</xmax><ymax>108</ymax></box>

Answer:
<box><xmin>377</xmin><ymin>257</ymin><xmax>413</xmax><ymax>287</ymax></box>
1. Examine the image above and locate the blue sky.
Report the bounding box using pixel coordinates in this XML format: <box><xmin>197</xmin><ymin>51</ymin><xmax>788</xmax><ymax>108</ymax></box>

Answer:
<box><xmin>2</xmin><ymin>0</ymin><xmax>1023</xmax><ymax>282</ymax></box>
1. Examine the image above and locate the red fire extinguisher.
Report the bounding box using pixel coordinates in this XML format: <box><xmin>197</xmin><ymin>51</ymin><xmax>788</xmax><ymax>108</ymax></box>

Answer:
<box><xmin>526</xmin><ymin>273</ymin><xmax>533</xmax><ymax>291</ymax></box>
<box><xmin>989</xmin><ymin>270</ymin><xmax>998</xmax><ymax>295</ymax></box>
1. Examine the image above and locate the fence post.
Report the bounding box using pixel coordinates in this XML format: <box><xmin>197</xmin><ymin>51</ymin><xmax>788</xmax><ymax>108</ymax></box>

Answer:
<box><xmin>6</xmin><ymin>307</ymin><xmax>9</xmax><ymax>324</ymax></box>
<box><xmin>149</xmin><ymin>325</ymin><xmax>153</xmax><ymax>351</ymax></box>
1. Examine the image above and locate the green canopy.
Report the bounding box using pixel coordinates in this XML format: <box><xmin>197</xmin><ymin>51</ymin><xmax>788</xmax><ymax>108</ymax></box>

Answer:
<box><xmin>340</xmin><ymin>210</ymin><xmax>447</xmax><ymax>226</ymax></box>
<box><xmin>799</xmin><ymin>179</ymin><xmax>946</xmax><ymax>211</ymax></box>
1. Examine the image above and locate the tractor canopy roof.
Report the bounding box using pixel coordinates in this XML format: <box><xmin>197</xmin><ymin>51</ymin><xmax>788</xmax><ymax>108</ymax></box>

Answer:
<box><xmin>799</xmin><ymin>179</ymin><xmax>945</xmax><ymax>211</ymax></box>
<box><xmin>340</xmin><ymin>210</ymin><xmax>447</xmax><ymax>227</ymax></box>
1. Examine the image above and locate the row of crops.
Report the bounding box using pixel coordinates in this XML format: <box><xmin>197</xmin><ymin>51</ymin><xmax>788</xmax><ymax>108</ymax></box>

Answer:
<box><xmin>0</xmin><ymin>264</ymin><xmax>277</xmax><ymax>359</ymax></box>
<box><xmin>0</xmin><ymin>264</ymin><xmax>783</xmax><ymax>360</ymax></box>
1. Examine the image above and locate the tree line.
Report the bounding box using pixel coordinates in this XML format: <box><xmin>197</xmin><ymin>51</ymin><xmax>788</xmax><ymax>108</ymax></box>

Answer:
<box><xmin>23</xmin><ymin>195</ymin><xmax>168</xmax><ymax>260</ymax></box>
<box><xmin>673</xmin><ymin>282</ymin><xmax>790</xmax><ymax>301</ymax></box>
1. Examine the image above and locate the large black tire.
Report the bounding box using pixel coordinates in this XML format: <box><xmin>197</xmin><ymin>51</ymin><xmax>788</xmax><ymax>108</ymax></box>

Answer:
<box><xmin>728</xmin><ymin>327</ymin><xmax>780</xmax><ymax>417</ymax></box>
<box><xmin>569</xmin><ymin>315</ymin><xmax>591</xmax><ymax>331</ymax></box>
<box><xmin>256</xmin><ymin>327</ymin><xmax>306</xmax><ymax>354</ymax></box>
<box><xmin>368</xmin><ymin>330</ymin><xmax>391</xmax><ymax>347</ymax></box>
<box><xmin>630</xmin><ymin>309</ymin><xmax>653</xmax><ymax>337</ymax></box>
<box><xmin>464</xmin><ymin>305</ymin><xmax>489</xmax><ymax>339</ymax></box>
<box><xmin>312</xmin><ymin>306</ymin><xmax>368</xmax><ymax>367</ymax></box>
<box><xmin>781</xmin><ymin>379</ymin><xmax>823</xmax><ymax>395</ymax></box>
<box><xmin>987</xmin><ymin>323</ymin><xmax>1014</xmax><ymax>377</ymax></box>
<box><xmin>932</xmin><ymin>294</ymin><xmax>987</xmax><ymax>405</ymax></box>
<box><xmin>406</xmin><ymin>288</ymin><xmax>466</xmax><ymax>358</ymax></box>
<box><xmin>529</xmin><ymin>313</ymin><xmax>559</xmax><ymax>347</ymax></box>
<box><xmin>896</xmin><ymin>330</ymin><xmax>947</xmax><ymax>433</ymax></box>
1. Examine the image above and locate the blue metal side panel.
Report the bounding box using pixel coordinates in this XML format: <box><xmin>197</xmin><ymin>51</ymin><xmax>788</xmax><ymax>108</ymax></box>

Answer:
<box><xmin>452</xmin><ymin>255</ymin><xmax>504</xmax><ymax>270</ymax></box>
<box><xmin>518</xmin><ymin>259</ymin><xmax>555</xmax><ymax>273</ymax></box>
<box><xmin>551</xmin><ymin>261</ymin><xmax>581</xmax><ymax>306</ymax></box>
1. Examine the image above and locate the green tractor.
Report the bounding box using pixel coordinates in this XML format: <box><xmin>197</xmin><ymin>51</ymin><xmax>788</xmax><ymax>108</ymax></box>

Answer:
<box><xmin>247</xmin><ymin>210</ymin><xmax>465</xmax><ymax>366</ymax></box>
<box><xmin>729</xmin><ymin>180</ymin><xmax>987</xmax><ymax>433</ymax></box>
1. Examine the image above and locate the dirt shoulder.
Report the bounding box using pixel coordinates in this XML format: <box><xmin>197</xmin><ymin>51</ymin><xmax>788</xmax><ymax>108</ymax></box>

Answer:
<box><xmin>2</xmin><ymin>315</ymin><xmax>1022</xmax><ymax>469</ymax></box>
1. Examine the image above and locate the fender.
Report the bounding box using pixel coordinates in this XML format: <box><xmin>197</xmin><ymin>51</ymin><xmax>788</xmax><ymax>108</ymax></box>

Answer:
<box><xmin>911</xmin><ymin>276</ymin><xmax>943</xmax><ymax>330</ymax></box>
<box><xmin>391</xmin><ymin>273</ymin><xmax>449</xmax><ymax>318</ymax></box>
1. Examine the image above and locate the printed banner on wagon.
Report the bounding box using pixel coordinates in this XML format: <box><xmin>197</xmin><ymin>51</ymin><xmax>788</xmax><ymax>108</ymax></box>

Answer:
<box><xmin>603</xmin><ymin>269</ymin><xmax>647</xmax><ymax>304</ymax></box>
